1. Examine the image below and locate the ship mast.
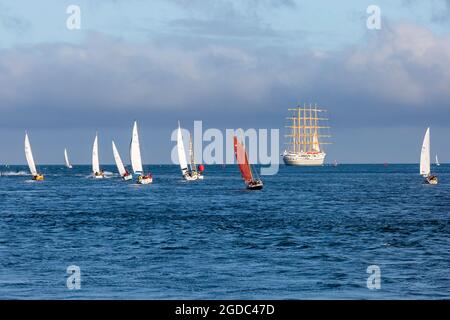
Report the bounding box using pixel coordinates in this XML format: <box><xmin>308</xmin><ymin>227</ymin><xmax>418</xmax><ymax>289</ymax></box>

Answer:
<box><xmin>286</xmin><ymin>103</ymin><xmax>331</xmax><ymax>153</ymax></box>
<box><xmin>304</xmin><ymin>104</ymin><xmax>308</xmax><ymax>152</ymax></box>
<box><xmin>314</xmin><ymin>104</ymin><xmax>319</xmax><ymax>151</ymax></box>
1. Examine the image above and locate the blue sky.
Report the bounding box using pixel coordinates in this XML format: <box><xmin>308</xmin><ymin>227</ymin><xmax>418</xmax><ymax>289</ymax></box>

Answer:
<box><xmin>0</xmin><ymin>0</ymin><xmax>449</xmax><ymax>164</ymax></box>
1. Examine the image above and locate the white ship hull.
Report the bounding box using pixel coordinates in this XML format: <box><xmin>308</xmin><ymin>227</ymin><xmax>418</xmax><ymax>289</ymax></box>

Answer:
<box><xmin>283</xmin><ymin>151</ymin><xmax>326</xmax><ymax>166</ymax></box>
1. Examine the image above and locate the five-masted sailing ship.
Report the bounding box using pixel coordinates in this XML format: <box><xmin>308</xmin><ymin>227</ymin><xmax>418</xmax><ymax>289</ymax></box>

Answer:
<box><xmin>282</xmin><ymin>103</ymin><xmax>331</xmax><ymax>166</ymax></box>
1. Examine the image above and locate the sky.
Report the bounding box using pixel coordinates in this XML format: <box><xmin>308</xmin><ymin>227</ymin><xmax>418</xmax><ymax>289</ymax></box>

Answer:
<box><xmin>0</xmin><ymin>0</ymin><xmax>449</xmax><ymax>164</ymax></box>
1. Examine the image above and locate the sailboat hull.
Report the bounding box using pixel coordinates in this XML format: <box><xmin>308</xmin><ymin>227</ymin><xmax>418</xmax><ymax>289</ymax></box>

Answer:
<box><xmin>425</xmin><ymin>176</ymin><xmax>438</xmax><ymax>185</ymax></box>
<box><xmin>122</xmin><ymin>174</ymin><xmax>133</xmax><ymax>181</ymax></box>
<box><xmin>246</xmin><ymin>180</ymin><xmax>263</xmax><ymax>190</ymax></box>
<box><xmin>137</xmin><ymin>176</ymin><xmax>153</xmax><ymax>184</ymax></box>
<box><xmin>183</xmin><ymin>172</ymin><xmax>204</xmax><ymax>181</ymax></box>
<box><xmin>283</xmin><ymin>151</ymin><xmax>326</xmax><ymax>166</ymax></box>
<box><xmin>93</xmin><ymin>173</ymin><xmax>104</xmax><ymax>179</ymax></box>
<box><xmin>32</xmin><ymin>174</ymin><xmax>44</xmax><ymax>181</ymax></box>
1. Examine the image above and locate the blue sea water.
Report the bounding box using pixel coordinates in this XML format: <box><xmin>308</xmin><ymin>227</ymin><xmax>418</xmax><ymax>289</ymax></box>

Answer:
<box><xmin>0</xmin><ymin>164</ymin><xmax>449</xmax><ymax>299</ymax></box>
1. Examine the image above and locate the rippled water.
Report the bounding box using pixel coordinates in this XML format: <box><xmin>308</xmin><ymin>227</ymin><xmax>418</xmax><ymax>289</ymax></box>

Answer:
<box><xmin>0</xmin><ymin>164</ymin><xmax>449</xmax><ymax>299</ymax></box>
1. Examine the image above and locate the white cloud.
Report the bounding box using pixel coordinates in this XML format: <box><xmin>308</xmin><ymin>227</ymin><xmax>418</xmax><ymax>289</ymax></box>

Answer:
<box><xmin>0</xmin><ymin>23</ymin><xmax>449</xmax><ymax>129</ymax></box>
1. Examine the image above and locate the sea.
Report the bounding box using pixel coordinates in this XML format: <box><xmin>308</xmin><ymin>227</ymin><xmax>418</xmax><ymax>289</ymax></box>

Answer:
<box><xmin>0</xmin><ymin>164</ymin><xmax>449</xmax><ymax>299</ymax></box>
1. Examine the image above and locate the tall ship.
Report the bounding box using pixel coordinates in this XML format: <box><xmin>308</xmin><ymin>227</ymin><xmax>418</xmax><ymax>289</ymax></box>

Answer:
<box><xmin>282</xmin><ymin>103</ymin><xmax>331</xmax><ymax>166</ymax></box>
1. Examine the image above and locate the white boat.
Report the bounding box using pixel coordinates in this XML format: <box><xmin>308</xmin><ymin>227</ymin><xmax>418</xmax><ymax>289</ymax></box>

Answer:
<box><xmin>282</xmin><ymin>104</ymin><xmax>330</xmax><ymax>166</ymax></box>
<box><xmin>112</xmin><ymin>141</ymin><xmax>132</xmax><ymax>181</ymax></box>
<box><xmin>436</xmin><ymin>154</ymin><xmax>440</xmax><ymax>166</ymax></box>
<box><xmin>64</xmin><ymin>148</ymin><xmax>73</xmax><ymax>169</ymax></box>
<box><xmin>92</xmin><ymin>133</ymin><xmax>104</xmax><ymax>179</ymax></box>
<box><xmin>24</xmin><ymin>132</ymin><xmax>44</xmax><ymax>180</ymax></box>
<box><xmin>130</xmin><ymin>121</ymin><xmax>152</xmax><ymax>184</ymax></box>
<box><xmin>189</xmin><ymin>134</ymin><xmax>204</xmax><ymax>180</ymax></box>
<box><xmin>420</xmin><ymin>127</ymin><xmax>438</xmax><ymax>185</ymax></box>
<box><xmin>177</xmin><ymin>121</ymin><xmax>204</xmax><ymax>181</ymax></box>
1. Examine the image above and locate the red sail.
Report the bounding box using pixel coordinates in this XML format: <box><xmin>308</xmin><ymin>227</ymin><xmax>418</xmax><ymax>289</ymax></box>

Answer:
<box><xmin>234</xmin><ymin>136</ymin><xmax>253</xmax><ymax>183</ymax></box>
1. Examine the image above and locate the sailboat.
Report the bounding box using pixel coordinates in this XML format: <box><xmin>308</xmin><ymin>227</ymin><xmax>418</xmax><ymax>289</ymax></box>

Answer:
<box><xmin>112</xmin><ymin>141</ymin><xmax>132</xmax><ymax>181</ymax></box>
<box><xmin>420</xmin><ymin>127</ymin><xmax>438</xmax><ymax>185</ymax></box>
<box><xmin>130</xmin><ymin>121</ymin><xmax>152</xmax><ymax>184</ymax></box>
<box><xmin>436</xmin><ymin>154</ymin><xmax>440</xmax><ymax>166</ymax></box>
<box><xmin>177</xmin><ymin>121</ymin><xmax>204</xmax><ymax>181</ymax></box>
<box><xmin>189</xmin><ymin>135</ymin><xmax>204</xmax><ymax>179</ymax></box>
<box><xmin>92</xmin><ymin>132</ymin><xmax>104</xmax><ymax>179</ymax></box>
<box><xmin>234</xmin><ymin>135</ymin><xmax>263</xmax><ymax>190</ymax></box>
<box><xmin>24</xmin><ymin>132</ymin><xmax>44</xmax><ymax>181</ymax></box>
<box><xmin>64</xmin><ymin>148</ymin><xmax>73</xmax><ymax>169</ymax></box>
<box><xmin>282</xmin><ymin>103</ymin><xmax>331</xmax><ymax>166</ymax></box>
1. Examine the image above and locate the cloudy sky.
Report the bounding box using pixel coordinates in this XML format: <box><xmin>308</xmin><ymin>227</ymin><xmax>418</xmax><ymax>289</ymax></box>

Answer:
<box><xmin>0</xmin><ymin>0</ymin><xmax>449</xmax><ymax>164</ymax></box>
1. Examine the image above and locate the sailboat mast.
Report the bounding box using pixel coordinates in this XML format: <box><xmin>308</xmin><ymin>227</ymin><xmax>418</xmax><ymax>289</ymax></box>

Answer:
<box><xmin>189</xmin><ymin>134</ymin><xmax>197</xmax><ymax>173</ymax></box>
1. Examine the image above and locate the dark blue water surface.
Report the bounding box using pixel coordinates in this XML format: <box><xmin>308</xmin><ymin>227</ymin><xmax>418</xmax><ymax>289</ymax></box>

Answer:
<box><xmin>0</xmin><ymin>164</ymin><xmax>449</xmax><ymax>299</ymax></box>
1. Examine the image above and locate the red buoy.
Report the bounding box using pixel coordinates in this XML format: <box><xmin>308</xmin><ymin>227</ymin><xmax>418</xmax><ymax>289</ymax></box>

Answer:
<box><xmin>198</xmin><ymin>164</ymin><xmax>205</xmax><ymax>172</ymax></box>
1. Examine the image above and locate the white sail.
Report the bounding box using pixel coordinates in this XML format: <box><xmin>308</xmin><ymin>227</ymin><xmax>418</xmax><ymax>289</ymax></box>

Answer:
<box><xmin>312</xmin><ymin>132</ymin><xmax>320</xmax><ymax>152</ymax></box>
<box><xmin>420</xmin><ymin>127</ymin><xmax>430</xmax><ymax>176</ymax></box>
<box><xmin>189</xmin><ymin>134</ymin><xmax>197</xmax><ymax>173</ymax></box>
<box><xmin>64</xmin><ymin>148</ymin><xmax>73</xmax><ymax>168</ymax></box>
<box><xmin>130</xmin><ymin>121</ymin><xmax>143</xmax><ymax>174</ymax></box>
<box><xmin>177</xmin><ymin>122</ymin><xmax>189</xmax><ymax>175</ymax></box>
<box><xmin>24</xmin><ymin>133</ymin><xmax>37</xmax><ymax>176</ymax></box>
<box><xmin>112</xmin><ymin>141</ymin><xmax>127</xmax><ymax>176</ymax></box>
<box><xmin>436</xmin><ymin>154</ymin><xmax>440</xmax><ymax>166</ymax></box>
<box><xmin>92</xmin><ymin>133</ymin><xmax>100</xmax><ymax>173</ymax></box>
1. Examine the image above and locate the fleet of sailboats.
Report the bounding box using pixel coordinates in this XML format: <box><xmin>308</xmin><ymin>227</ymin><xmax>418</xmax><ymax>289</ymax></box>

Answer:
<box><xmin>24</xmin><ymin>132</ymin><xmax>44</xmax><ymax>181</ymax></box>
<box><xmin>92</xmin><ymin>132</ymin><xmax>104</xmax><ymax>179</ymax></box>
<box><xmin>177</xmin><ymin>121</ymin><xmax>204</xmax><ymax>181</ymax></box>
<box><xmin>130</xmin><ymin>121</ymin><xmax>152</xmax><ymax>184</ymax></box>
<box><xmin>10</xmin><ymin>120</ymin><xmax>446</xmax><ymax>188</ymax></box>
<box><xmin>64</xmin><ymin>148</ymin><xmax>73</xmax><ymax>169</ymax></box>
<box><xmin>420</xmin><ymin>127</ymin><xmax>438</xmax><ymax>185</ymax></box>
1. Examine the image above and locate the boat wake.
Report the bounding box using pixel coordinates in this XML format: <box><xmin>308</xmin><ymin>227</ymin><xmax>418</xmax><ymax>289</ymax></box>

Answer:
<box><xmin>0</xmin><ymin>171</ymin><xmax>29</xmax><ymax>176</ymax></box>
<box><xmin>85</xmin><ymin>171</ymin><xmax>117</xmax><ymax>179</ymax></box>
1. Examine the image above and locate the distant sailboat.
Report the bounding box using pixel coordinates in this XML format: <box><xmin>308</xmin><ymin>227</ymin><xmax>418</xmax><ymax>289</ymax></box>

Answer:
<box><xmin>234</xmin><ymin>135</ymin><xmax>263</xmax><ymax>190</ymax></box>
<box><xmin>177</xmin><ymin>121</ymin><xmax>204</xmax><ymax>181</ymax></box>
<box><xmin>436</xmin><ymin>154</ymin><xmax>440</xmax><ymax>166</ymax></box>
<box><xmin>189</xmin><ymin>135</ymin><xmax>204</xmax><ymax>179</ymax></box>
<box><xmin>420</xmin><ymin>127</ymin><xmax>438</xmax><ymax>185</ymax></box>
<box><xmin>92</xmin><ymin>133</ymin><xmax>104</xmax><ymax>179</ymax></box>
<box><xmin>64</xmin><ymin>148</ymin><xmax>73</xmax><ymax>169</ymax></box>
<box><xmin>130</xmin><ymin>121</ymin><xmax>152</xmax><ymax>184</ymax></box>
<box><xmin>112</xmin><ymin>141</ymin><xmax>132</xmax><ymax>181</ymax></box>
<box><xmin>24</xmin><ymin>132</ymin><xmax>44</xmax><ymax>180</ymax></box>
